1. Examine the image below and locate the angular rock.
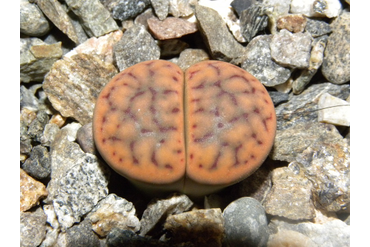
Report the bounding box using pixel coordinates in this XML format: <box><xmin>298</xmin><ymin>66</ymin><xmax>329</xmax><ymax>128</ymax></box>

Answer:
<box><xmin>134</xmin><ymin>8</ymin><xmax>156</xmax><ymax>29</ymax></box>
<box><xmin>65</xmin><ymin>219</ymin><xmax>100</xmax><ymax>247</ymax></box>
<box><xmin>111</xmin><ymin>0</ymin><xmax>151</xmax><ymax>21</ymax></box>
<box><xmin>20</xmin><ymin>86</ymin><xmax>39</xmax><ymax>112</ymax></box>
<box><xmin>65</xmin><ymin>30</ymin><xmax>123</xmax><ymax>65</ymax></box>
<box><xmin>87</xmin><ymin>194</ymin><xmax>140</xmax><ymax>237</ymax></box>
<box><xmin>223</xmin><ymin>197</ymin><xmax>269</xmax><ymax>247</ymax></box>
<box><xmin>43</xmin><ymin>53</ymin><xmax>118</xmax><ymax>125</ymax></box>
<box><xmin>267</xmin><ymin>230</ymin><xmax>319</xmax><ymax>247</ymax></box>
<box><xmin>36</xmin><ymin>0</ymin><xmax>82</xmax><ymax>44</ymax></box>
<box><xmin>20</xmin><ymin>207</ymin><xmax>47</xmax><ymax>247</ymax></box>
<box><xmin>20</xmin><ymin>0</ymin><xmax>50</xmax><ymax>36</ymax></box>
<box><xmin>151</xmin><ymin>0</ymin><xmax>170</xmax><ymax>20</ymax></box>
<box><xmin>60</xmin><ymin>122</ymin><xmax>82</xmax><ymax>142</ymax></box>
<box><xmin>177</xmin><ymin>48</ymin><xmax>209</xmax><ymax>70</ymax></box>
<box><xmin>240</xmin><ymin>4</ymin><xmax>270</xmax><ymax>42</ymax></box>
<box><xmin>321</xmin><ymin>11</ymin><xmax>350</xmax><ymax>84</ymax></box>
<box><xmin>22</xmin><ymin>145</ymin><xmax>51</xmax><ymax>180</ymax></box>
<box><xmin>113</xmin><ymin>24</ymin><xmax>160</xmax><ymax>71</ymax></box>
<box><xmin>275</xmin><ymin>82</ymin><xmax>350</xmax><ymax>130</ymax></box>
<box><xmin>271</xmin><ymin>122</ymin><xmax>343</xmax><ymax>163</ymax></box>
<box><xmin>277</xmin><ymin>14</ymin><xmax>307</xmax><ymax>33</ymax></box>
<box><xmin>27</xmin><ymin>110</ymin><xmax>49</xmax><ymax>143</ymax></box>
<box><xmin>263</xmin><ymin>166</ymin><xmax>315</xmax><ymax>220</ymax></box>
<box><xmin>46</xmin><ymin>128</ymin><xmax>110</xmax><ymax>228</ymax></box>
<box><xmin>268</xmin><ymin>91</ymin><xmax>289</xmax><ymax>106</ymax></box>
<box><xmin>140</xmin><ymin>194</ymin><xmax>193</xmax><ymax>236</ymax></box>
<box><xmin>40</xmin><ymin>226</ymin><xmax>59</xmax><ymax>247</ymax></box>
<box><xmin>76</xmin><ymin>122</ymin><xmax>96</xmax><ymax>154</ymax></box>
<box><xmin>305</xmin><ymin>18</ymin><xmax>332</xmax><ymax>37</ymax></box>
<box><xmin>241</xmin><ymin>35</ymin><xmax>291</xmax><ymax>87</ymax></box>
<box><xmin>164</xmin><ymin>209</ymin><xmax>224</xmax><ymax>247</ymax></box>
<box><xmin>296</xmin><ymin>139</ymin><xmax>350</xmax><ymax>212</ymax></box>
<box><xmin>195</xmin><ymin>4</ymin><xmax>244</xmax><ymax>62</ymax></box>
<box><xmin>147</xmin><ymin>17</ymin><xmax>198</xmax><ymax>40</ymax></box>
<box><xmin>230</xmin><ymin>0</ymin><xmax>255</xmax><ymax>17</ymax></box>
<box><xmin>317</xmin><ymin>92</ymin><xmax>350</xmax><ymax>126</ymax></box>
<box><xmin>20</xmin><ymin>38</ymin><xmax>63</xmax><ymax>83</ymax></box>
<box><xmin>263</xmin><ymin>0</ymin><xmax>291</xmax><ymax>17</ymax></box>
<box><xmin>198</xmin><ymin>0</ymin><xmax>246</xmax><ymax>43</ymax></box>
<box><xmin>40</xmin><ymin>123</ymin><xmax>60</xmax><ymax>147</ymax></box>
<box><xmin>270</xmin><ymin>29</ymin><xmax>313</xmax><ymax>69</ymax></box>
<box><xmin>169</xmin><ymin>0</ymin><xmax>197</xmax><ymax>18</ymax></box>
<box><xmin>43</xmin><ymin>204</ymin><xmax>59</xmax><ymax>229</ymax></box>
<box><xmin>106</xmin><ymin>228</ymin><xmax>171</xmax><ymax>247</ymax></box>
<box><xmin>20</xmin><ymin>169</ymin><xmax>48</xmax><ymax>212</ymax></box>
<box><xmin>290</xmin><ymin>0</ymin><xmax>342</xmax><ymax>18</ymax></box>
<box><xmin>269</xmin><ymin>217</ymin><xmax>350</xmax><ymax>246</ymax></box>
<box><xmin>64</xmin><ymin>0</ymin><xmax>119</xmax><ymax>37</ymax></box>
<box><xmin>292</xmin><ymin>35</ymin><xmax>328</xmax><ymax>94</ymax></box>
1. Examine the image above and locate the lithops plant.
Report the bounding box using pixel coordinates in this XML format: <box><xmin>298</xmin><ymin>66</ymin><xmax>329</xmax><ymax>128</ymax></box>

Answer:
<box><xmin>93</xmin><ymin>60</ymin><xmax>276</xmax><ymax>197</ymax></box>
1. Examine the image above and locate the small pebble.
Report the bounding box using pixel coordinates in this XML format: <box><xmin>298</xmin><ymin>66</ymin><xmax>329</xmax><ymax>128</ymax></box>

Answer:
<box><xmin>223</xmin><ymin>197</ymin><xmax>269</xmax><ymax>247</ymax></box>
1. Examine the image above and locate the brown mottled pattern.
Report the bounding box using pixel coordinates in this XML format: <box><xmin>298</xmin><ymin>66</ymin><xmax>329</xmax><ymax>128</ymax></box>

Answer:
<box><xmin>185</xmin><ymin>61</ymin><xmax>276</xmax><ymax>185</ymax></box>
<box><xmin>94</xmin><ymin>60</ymin><xmax>276</xmax><ymax>194</ymax></box>
<box><xmin>93</xmin><ymin>60</ymin><xmax>186</xmax><ymax>184</ymax></box>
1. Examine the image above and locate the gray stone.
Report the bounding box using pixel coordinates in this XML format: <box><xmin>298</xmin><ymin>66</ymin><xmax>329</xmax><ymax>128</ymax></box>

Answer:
<box><xmin>64</xmin><ymin>0</ymin><xmax>119</xmax><ymax>37</ymax></box>
<box><xmin>40</xmin><ymin>123</ymin><xmax>60</xmax><ymax>147</ymax></box>
<box><xmin>22</xmin><ymin>145</ymin><xmax>51</xmax><ymax>180</ymax></box>
<box><xmin>230</xmin><ymin>0</ymin><xmax>256</xmax><ymax>17</ymax></box>
<box><xmin>195</xmin><ymin>4</ymin><xmax>244</xmax><ymax>62</ymax></box>
<box><xmin>270</xmin><ymin>29</ymin><xmax>313</xmax><ymax>69</ymax></box>
<box><xmin>263</xmin><ymin>0</ymin><xmax>291</xmax><ymax>17</ymax></box>
<box><xmin>140</xmin><ymin>194</ymin><xmax>193</xmax><ymax>236</ymax></box>
<box><xmin>242</xmin><ymin>35</ymin><xmax>292</xmax><ymax>87</ymax></box>
<box><xmin>76</xmin><ymin>122</ymin><xmax>96</xmax><ymax>154</ymax></box>
<box><xmin>268</xmin><ymin>91</ymin><xmax>289</xmax><ymax>106</ymax></box>
<box><xmin>65</xmin><ymin>219</ymin><xmax>100</xmax><ymax>247</ymax></box>
<box><xmin>169</xmin><ymin>0</ymin><xmax>196</xmax><ymax>17</ymax></box>
<box><xmin>106</xmin><ymin>228</ymin><xmax>171</xmax><ymax>247</ymax></box>
<box><xmin>305</xmin><ymin>18</ymin><xmax>332</xmax><ymax>37</ymax></box>
<box><xmin>20</xmin><ymin>38</ymin><xmax>63</xmax><ymax>83</ymax></box>
<box><xmin>20</xmin><ymin>207</ymin><xmax>47</xmax><ymax>247</ymax></box>
<box><xmin>36</xmin><ymin>0</ymin><xmax>82</xmax><ymax>44</ymax></box>
<box><xmin>240</xmin><ymin>4</ymin><xmax>270</xmax><ymax>42</ymax></box>
<box><xmin>43</xmin><ymin>53</ymin><xmax>118</xmax><ymax>125</ymax></box>
<box><xmin>321</xmin><ymin>11</ymin><xmax>350</xmax><ymax>84</ymax></box>
<box><xmin>20</xmin><ymin>86</ymin><xmax>39</xmax><ymax>111</ymax></box>
<box><xmin>39</xmin><ymin>225</ymin><xmax>59</xmax><ymax>247</ymax></box>
<box><xmin>151</xmin><ymin>0</ymin><xmax>170</xmax><ymax>20</ymax></box>
<box><xmin>268</xmin><ymin>217</ymin><xmax>350</xmax><ymax>247</ymax></box>
<box><xmin>177</xmin><ymin>48</ymin><xmax>210</xmax><ymax>71</ymax></box>
<box><xmin>296</xmin><ymin>139</ymin><xmax>350</xmax><ymax>212</ymax></box>
<box><xmin>164</xmin><ymin>209</ymin><xmax>224</xmax><ymax>247</ymax></box>
<box><xmin>134</xmin><ymin>8</ymin><xmax>156</xmax><ymax>29</ymax></box>
<box><xmin>113</xmin><ymin>24</ymin><xmax>160</xmax><ymax>71</ymax></box>
<box><xmin>46</xmin><ymin>128</ymin><xmax>110</xmax><ymax>228</ymax></box>
<box><xmin>87</xmin><ymin>194</ymin><xmax>140</xmax><ymax>237</ymax></box>
<box><xmin>271</xmin><ymin>122</ymin><xmax>343</xmax><ymax>163</ymax></box>
<box><xmin>293</xmin><ymin>35</ymin><xmax>328</xmax><ymax>94</ymax></box>
<box><xmin>263</xmin><ymin>166</ymin><xmax>315</xmax><ymax>220</ymax></box>
<box><xmin>20</xmin><ymin>0</ymin><xmax>50</xmax><ymax>36</ymax></box>
<box><xmin>111</xmin><ymin>0</ymin><xmax>151</xmax><ymax>21</ymax></box>
<box><xmin>275</xmin><ymin>82</ymin><xmax>350</xmax><ymax>130</ymax></box>
<box><xmin>27</xmin><ymin>110</ymin><xmax>49</xmax><ymax>143</ymax></box>
<box><xmin>223</xmin><ymin>197</ymin><xmax>269</xmax><ymax>247</ymax></box>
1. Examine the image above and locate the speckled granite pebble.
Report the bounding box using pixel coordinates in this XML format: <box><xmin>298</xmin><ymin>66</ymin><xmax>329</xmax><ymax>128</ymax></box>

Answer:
<box><xmin>20</xmin><ymin>207</ymin><xmax>47</xmax><ymax>247</ymax></box>
<box><xmin>321</xmin><ymin>11</ymin><xmax>350</xmax><ymax>84</ymax></box>
<box><xmin>20</xmin><ymin>0</ymin><xmax>50</xmax><ymax>36</ymax></box>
